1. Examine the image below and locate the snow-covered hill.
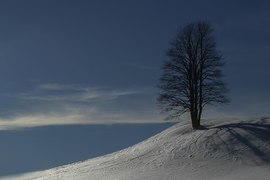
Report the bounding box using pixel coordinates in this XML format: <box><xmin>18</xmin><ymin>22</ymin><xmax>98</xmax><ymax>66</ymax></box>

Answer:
<box><xmin>4</xmin><ymin>117</ymin><xmax>270</xmax><ymax>180</ymax></box>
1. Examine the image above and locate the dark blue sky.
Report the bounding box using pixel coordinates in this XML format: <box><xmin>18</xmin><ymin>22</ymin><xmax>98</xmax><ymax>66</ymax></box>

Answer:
<box><xmin>0</xmin><ymin>0</ymin><xmax>269</xmax><ymax>128</ymax></box>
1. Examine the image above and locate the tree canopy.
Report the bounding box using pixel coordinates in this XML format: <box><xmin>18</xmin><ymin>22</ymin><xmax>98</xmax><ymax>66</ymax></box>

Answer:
<box><xmin>158</xmin><ymin>21</ymin><xmax>229</xmax><ymax>128</ymax></box>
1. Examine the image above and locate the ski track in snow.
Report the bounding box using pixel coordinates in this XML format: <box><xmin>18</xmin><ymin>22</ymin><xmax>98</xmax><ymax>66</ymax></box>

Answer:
<box><xmin>3</xmin><ymin>117</ymin><xmax>270</xmax><ymax>180</ymax></box>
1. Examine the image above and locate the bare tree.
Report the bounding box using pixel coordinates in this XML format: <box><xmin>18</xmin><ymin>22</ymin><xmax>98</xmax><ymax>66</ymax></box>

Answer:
<box><xmin>158</xmin><ymin>21</ymin><xmax>229</xmax><ymax>129</ymax></box>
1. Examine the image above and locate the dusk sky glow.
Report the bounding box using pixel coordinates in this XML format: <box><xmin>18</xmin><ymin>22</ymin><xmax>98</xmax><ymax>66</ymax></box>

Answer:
<box><xmin>0</xmin><ymin>0</ymin><xmax>269</xmax><ymax>128</ymax></box>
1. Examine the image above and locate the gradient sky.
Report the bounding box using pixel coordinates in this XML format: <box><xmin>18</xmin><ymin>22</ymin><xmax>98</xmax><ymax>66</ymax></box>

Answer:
<box><xmin>0</xmin><ymin>0</ymin><xmax>269</xmax><ymax>128</ymax></box>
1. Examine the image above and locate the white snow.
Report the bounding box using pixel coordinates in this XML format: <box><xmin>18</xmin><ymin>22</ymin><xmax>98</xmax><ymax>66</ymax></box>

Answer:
<box><xmin>3</xmin><ymin>117</ymin><xmax>270</xmax><ymax>180</ymax></box>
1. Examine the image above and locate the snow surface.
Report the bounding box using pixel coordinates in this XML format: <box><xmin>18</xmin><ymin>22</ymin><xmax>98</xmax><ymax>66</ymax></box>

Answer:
<box><xmin>3</xmin><ymin>117</ymin><xmax>270</xmax><ymax>180</ymax></box>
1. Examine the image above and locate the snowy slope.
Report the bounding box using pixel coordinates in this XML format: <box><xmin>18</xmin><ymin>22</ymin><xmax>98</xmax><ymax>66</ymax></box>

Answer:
<box><xmin>4</xmin><ymin>117</ymin><xmax>270</xmax><ymax>180</ymax></box>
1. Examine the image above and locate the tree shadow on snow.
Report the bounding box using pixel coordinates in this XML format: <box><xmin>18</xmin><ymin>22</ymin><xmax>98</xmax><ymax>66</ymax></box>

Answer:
<box><xmin>210</xmin><ymin>117</ymin><xmax>270</xmax><ymax>164</ymax></box>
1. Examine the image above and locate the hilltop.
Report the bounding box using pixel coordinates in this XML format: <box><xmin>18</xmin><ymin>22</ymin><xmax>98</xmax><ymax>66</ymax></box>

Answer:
<box><xmin>5</xmin><ymin>117</ymin><xmax>270</xmax><ymax>180</ymax></box>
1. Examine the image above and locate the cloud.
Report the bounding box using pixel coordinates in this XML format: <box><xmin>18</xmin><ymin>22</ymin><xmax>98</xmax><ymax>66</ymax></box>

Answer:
<box><xmin>37</xmin><ymin>83</ymin><xmax>78</xmax><ymax>90</ymax></box>
<box><xmin>0</xmin><ymin>105</ymin><xmax>164</xmax><ymax>130</ymax></box>
<box><xmin>0</xmin><ymin>83</ymin><xmax>164</xmax><ymax>129</ymax></box>
<box><xmin>17</xmin><ymin>83</ymin><xmax>144</xmax><ymax>102</ymax></box>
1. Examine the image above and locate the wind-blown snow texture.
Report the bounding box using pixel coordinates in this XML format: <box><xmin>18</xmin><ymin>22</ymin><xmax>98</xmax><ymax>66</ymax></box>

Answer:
<box><xmin>4</xmin><ymin>118</ymin><xmax>270</xmax><ymax>180</ymax></box>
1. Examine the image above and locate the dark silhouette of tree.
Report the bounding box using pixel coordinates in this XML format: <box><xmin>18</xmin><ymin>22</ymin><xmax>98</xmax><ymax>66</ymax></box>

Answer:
<box><xmin>158</xmin><ymin>21</ymin><xmax>229</xmax><ymax>129</ymax></box>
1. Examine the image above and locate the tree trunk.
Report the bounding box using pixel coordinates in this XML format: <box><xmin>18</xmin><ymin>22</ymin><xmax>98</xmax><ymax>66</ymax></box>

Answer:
<box><xmin>191</xmin><ymin>111</ymin><xmax>200</xmax><ymax>129</ymax></box>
